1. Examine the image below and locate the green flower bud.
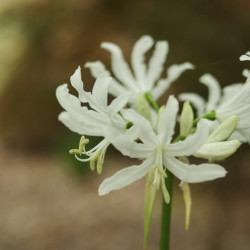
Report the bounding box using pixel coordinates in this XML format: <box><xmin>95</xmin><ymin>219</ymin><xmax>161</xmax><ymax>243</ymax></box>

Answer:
<box><xmin>180</xmin><ymin>101</ymin><xmax>194</xmax><ymax>137</ymax></box>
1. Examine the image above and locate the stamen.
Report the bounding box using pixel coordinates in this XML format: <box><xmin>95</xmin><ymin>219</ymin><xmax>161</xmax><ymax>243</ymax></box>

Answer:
<box><xmin>69</xmin><ymin>136</ymin><xmax>89</xmax><ymax>155</ymax></box>
<box><xmin>156</xmin><ymin>163</ymin><xmax>167</xmax><ymax>178</ymax></box>
<box><xmin>180</xmin><ymin>182</ymin><xmax>192</xmax><ymax>230</ymax></box>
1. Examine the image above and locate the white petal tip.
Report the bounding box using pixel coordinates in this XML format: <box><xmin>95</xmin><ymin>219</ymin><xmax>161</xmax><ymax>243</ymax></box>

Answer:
<box><xmin>240</xmin><ymin>52</ymin><xmax>250</xmax><ymax>61</ymax></box>
<box><xmin>199</xmin><ymin>73</ymin><xmax>214</xmax><ymax>82</ymax></box>
<box><xmin>184</xmin><ymin>62</ymin><xmax>195</xmax><ymax>70</ymax></box>
<box><xmin>98</xmin><ymin>188</ymin><xmax>109</xmax><ymax>196</ymax></box>
<box><xmin>100</xmin><ymin>42</ymin><xmax>115</xmax><ymax>50</ymax></box>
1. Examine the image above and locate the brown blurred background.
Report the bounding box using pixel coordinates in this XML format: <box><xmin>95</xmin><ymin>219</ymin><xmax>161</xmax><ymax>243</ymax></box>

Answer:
<box><xmin>0</xmin><ymin>0</ymin><xmax>249</xmax><ymax>249</ymax></box>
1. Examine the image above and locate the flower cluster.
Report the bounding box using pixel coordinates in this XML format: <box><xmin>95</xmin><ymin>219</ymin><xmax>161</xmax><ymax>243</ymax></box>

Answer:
<box><xmin>56</xmin><ymin>36</ymin><xmax>249</xmax><ymax>246</ymax></box>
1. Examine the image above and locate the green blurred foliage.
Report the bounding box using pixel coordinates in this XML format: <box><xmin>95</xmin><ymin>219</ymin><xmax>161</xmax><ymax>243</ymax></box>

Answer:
<box><xmin>0</xmin><ymin>0</ymin><xmax>249</xmax><ymax>152</ymax></box>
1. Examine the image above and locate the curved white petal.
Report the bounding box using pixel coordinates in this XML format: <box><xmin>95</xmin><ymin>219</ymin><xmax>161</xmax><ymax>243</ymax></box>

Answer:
<box><xmin>237</xmin><ymin>127</ymin><xmax>250</xmax><ymax>143</ymax></box>
<box><xmin>220</xmin><ymin>83</ymin><xmax>243</xmax><ymax>105</ymax></box>
<box><xmin>242</xmin><ymin>69</ymin><xmax>250</xmax><ymax>79</ymax></box>
<box><xmin>163</xmin><ymin>155</ymin><xmax>227</xmax><ymax>183</ymax></box>
<box><xmin>98</xmin><ymin>157</ymin><xmax>153</xmax><ymax>195</ymax></box>
<box><xmin>147</xmin><ymin>40</ymin><xmax>169</xmax><ymax>90</ymax></box>
<box><xmin>56</xmin><ymin>84</ymin><xmax>81</xmax><ymax>112</ymax></box>
<box><xmin>84</xmin><ymin>61</ymin><xmax>110</xmax><ymax>78</ymax></box>
<box><xmin>70</xmin><ymin>67</ymin><xmax>100</xmax><ymax>112</ymax></box>
<box><xmin>108</xmin><ymin>94</ymin><xmax>129</xmax><ymax>114</ymax></box>
<box><xmin>70</xmin><ymin>66</ymin><xmax>87</xmax><ymax>102</ymax></box>
<box><xmin>199</xmin><ymin>74</ymin><xmax>221</xmax><ymax>111</ymax></box>
<box><xmin>101</xmin><ymin>42</ymin><xmax>138</xmax><ymax>92</ymax></box>
<box><xmin>102</xmin><ymin>126</ymin><xmax>153</xmax><ymax>158</ymax></box>
<box><xmin>71</xmin><ymin>68</ymin><xmax>111</xmax><ymax>113</ymax></box>
<box><xmin>131</xmin><ymin>35</ymin><xmax>154</xmax><ymax>90</ymax></box>
<box><xmin>121</xmin><ymin>109</ymin><xmax>158</xmax><ymax>145</ymax></box>
<box><xmin>229</xmin><ymin>130</ymin><xmax>248</xmax><ymax>142</ymax></box>
<box><xmin>58</xmin><ymin>111</ymin><xmax>102</xmax><ymax>136</ymax></box>
<box><xmin>194</xmin><ymin>140</ymin><xmax>241</xmax><ymax>161</ymax></box>
<box><xmin>166</xmin><ymin>119</ymin><xmax>209</xmax><ymax>156</ymax></box>
<box><xmin>240</xmin><ymin>51</ymin><xmax>250</xmax><ymax>61</ymax></box>
<box><xmin>217</xmin><ymin>82</ymin><xmax>250</xmax><ymax>128</ymax></box>
<box><xmin>84</xmin><ymin>61</ymin><xmax>129</xmax><ymax>98</ymax></box>
<box><xmin>157</xmin><ymin>95</ymin><xmax>179</xmax><ymax>143</ymax></box>
<box><xmin>109</xmin><ymin>79</ymin><xmax>129</xmax><ymax>97</ymax></box>
<box><xmin>92</xmin><ymin>73</ymin><xmax>112</xmax><ymax>108</ymax></box>
<box><xmin>178</xmin><ymin>93</ymin><xmax>206</xmax><ymax>117</ymax></box>
<box><xmin>152</xmin><ymin>62</ymin><xmax>195</xmax><ymax>100</ymax></box>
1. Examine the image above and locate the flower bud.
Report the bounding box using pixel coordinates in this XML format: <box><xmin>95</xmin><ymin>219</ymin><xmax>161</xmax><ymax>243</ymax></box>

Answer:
<box><xmin>207</xmin><ymin>116</ymin><xmax>238</xmax><ymax>143</ymax></box>
<box><xmin>180</xmin><ymin>101</ymin><xmax>194</xmax><ymax>137</ymax></box>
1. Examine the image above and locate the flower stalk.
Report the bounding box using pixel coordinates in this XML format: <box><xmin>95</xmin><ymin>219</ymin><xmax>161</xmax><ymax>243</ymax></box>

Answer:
<box><xmin>160</xmin><ymin>170</ymin><xmax>173</xmax><ymax>250</ymax></box>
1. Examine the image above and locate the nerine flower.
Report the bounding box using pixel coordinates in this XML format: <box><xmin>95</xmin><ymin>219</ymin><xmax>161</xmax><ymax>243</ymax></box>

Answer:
<box><xmin>98</xmin><ymin>95</ymin><xmax>227</xmax><ymax>196</ymax></box>
<box><xmin>179</xmin><ymin>64</ymin><xmax>250</xmax><ymax>142</ymax></box>
<box><xmin>85</xmin><ymin>35</ymin><xmax>194</xmax><ymax>104</ymax></box>
<box><xmin>56</xmin><ymin>67</ymin><xmax>128</xmax><ymax>173</ymax></box>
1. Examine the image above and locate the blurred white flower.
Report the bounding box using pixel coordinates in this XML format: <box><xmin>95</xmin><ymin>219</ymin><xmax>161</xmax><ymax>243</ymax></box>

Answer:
<box><xmin>179</xmin><ymin>72</ymin><xmax>250</xmax><ymax>142</ymax></box>
<box><xmin>85</xmin><ymin>35</ymin><xmax>194</xmax><ymax>104</ymax></box>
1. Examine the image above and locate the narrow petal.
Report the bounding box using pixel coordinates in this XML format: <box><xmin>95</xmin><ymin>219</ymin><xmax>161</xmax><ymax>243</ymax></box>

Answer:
<box><xmin>107</xmin><ymin>94</ymin><xmax>129</xmax><ymax>114</ymax></box>
<box><xmin>102</xmin><ymin>126</ymin><xmax>153</xmax><ymax>158</ymax></box>
<box><xmin>178</xmin><ymin>93</ymin><xmax>206</xmax><ymax>117</ymax></box>
<box><xmin>240</xmin><ymin>51</ymin><xmax>250</xmax><ymax>61</ymax></box>
<box><xmin>70</xmin><ymin>67</ymin><xmax>100</xmax><ymax>111</ymax></box>
<box><xmin>167</xmin><ymin>119</ymin><xmax>209</xmax><ymax>156</ymax></box>
<box><xmin>92</xmin><ymin>73</ymin><xmax>112</xmax><ymax>108</ymax></box>
<box><xmin>199</xmin><ymin>74</ymin><xmax>221</xmax><ymax>111</ymax></box>
<box><xmin>56</xmin><ymin>84</ymin><xmax>81</xmax><ymax>112</ymax></box>
<box><xmin>131</xmin><ymin>35</ymin><xmax>154</xmax><ymax>90</ymax></box>
<box><xmin>109</xmin><ymin>79</ymin><xmax>129</xmax><ymax>97</ymax></box>
<box><xmin>152</xmin><ymin>62</ymin><xmax>195</xmax><ymax>100</ymax></box>
<box><xmin>157</xmin><ymin>95</ymin><xmax>179</xmax><ymax>143</ymax></box>
<box><xmin>235</xmin><ymin>127</ymin><xmax>250</xmax><ymax>143</ymax></box>
<box><xmin>121</xmin><ymin>109</ymin><xmax>158</xmax><ymax>145</ymax></box>
<box><xmin>163</xmin><ymin>156</ymin><xmax>227</xmax><ymax>183</ymax></box>
<box><xmin>84</xmin><ymin>61</ymin><xmax>110</xmax><ymax>78</ymax></box>
<box><xmin>70</xmin><ymin>66</ymin><xmax>87</xmax><ymax>102</ymax></box>
<box><xmin>58</xmin><ymin>111</ymin><xmax>102</xmax><ymax>136</ymax></box>
<box><xmin>84</xmin><ymin>60</ymin><xmax>131</xmax><ymax>98</ymax></box>
<box><xmin>242</xmin><ymin>69</ymin><xmax>250</xmax><ymax>79</ymax></box>
<box><xmin>220</xmin><ymin>83</ymin><xmax>243</xmax><ymax>105</ymax></box>
<box><xmin>101</xmin><ymin>42</ymin><xmax>138</xmax><ymax>92</ymax></box>
<box><xmin>98</xmin><ymin>158</ymin><xmax>153</xmax><ymax>195</ymax></box>
<box><xmin>229</xmin><ymin>130</ymin><xmax>248</xmax><ymax>142</ymax></box>
<box><xmin>147</xmin><ymin>40</ymin><xmax>169</xmax><ymax>90</ymax></box>
<box><xmin>71</xmin><ymin>69</ymin><xmax>111</xmax><ymax>113</ymax></box>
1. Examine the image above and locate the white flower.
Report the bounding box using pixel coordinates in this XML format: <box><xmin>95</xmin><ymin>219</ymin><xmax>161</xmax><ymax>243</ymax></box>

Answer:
<box><xmin>56</xmin><ymin>67</ymin><xmax>128</xmax><ymax>173</ymax></box>
<box><xmin>85</xmin><ymin>35</ymin><xmax>194</xmax><ymax>104</ymax></box>
<box><xmin>179</xmin><ymin>73</ymin><xmax>250</xmax><ymax>142</ymax></box>
<box><xmin>98</xmin><ymin>95</ymin><xmax>226</xmax><ymax>196</ymax></box>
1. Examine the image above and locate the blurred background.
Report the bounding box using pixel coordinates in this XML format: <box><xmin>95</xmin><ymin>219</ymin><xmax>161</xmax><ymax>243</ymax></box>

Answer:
<box><xmin>0</xmin><ymin>0</ymin><xmax>249</xmax><ymax>249</ymax></box>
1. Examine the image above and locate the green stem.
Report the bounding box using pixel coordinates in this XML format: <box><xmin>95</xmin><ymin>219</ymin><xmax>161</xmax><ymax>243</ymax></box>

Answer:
<box><xmin>144</xmin><ymin>92</ymin><xmax>160</xmax><ymax>113</ymax></box>
<box><xmin>160</xmin><ymin>170</ymin><xmax>173</xmax><ymax>250</ymax></box>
